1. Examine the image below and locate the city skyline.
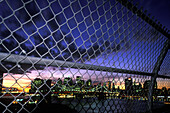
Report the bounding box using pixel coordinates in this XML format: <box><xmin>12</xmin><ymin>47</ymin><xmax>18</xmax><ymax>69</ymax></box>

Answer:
<box><xmin>2</xmin><ymin>68</ymin><xmax>170</xmax><ymax>93</ymax></box>
<box><xmin>0</xmin><ymin>0</ymin><xmax>169</xmax><ymax>112</ymax></box>
<box><xmin>0</xmin><ymin>0</ymin><xmax>169</xmax><ymax>96</ymax></box>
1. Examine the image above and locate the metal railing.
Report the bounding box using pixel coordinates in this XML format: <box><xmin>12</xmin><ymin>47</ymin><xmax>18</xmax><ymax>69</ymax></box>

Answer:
<box><xmin>0</xmin><ymin>0</ymin><xmax>169</xmax><ymax>112</ymax></box>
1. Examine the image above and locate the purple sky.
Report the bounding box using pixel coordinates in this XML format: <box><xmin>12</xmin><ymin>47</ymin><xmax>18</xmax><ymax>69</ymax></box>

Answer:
<box><xmin>0</xmin><ymin>0</ymin><xmax>169</xmax><ymax>92</ymax></box>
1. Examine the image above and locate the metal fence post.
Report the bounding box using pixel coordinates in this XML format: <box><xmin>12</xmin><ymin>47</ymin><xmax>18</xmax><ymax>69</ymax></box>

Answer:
<box><xmin>0</xmin><ymin>0</ymin><xmax>169</xmax><ymax>112</ymax></box>
<box><xmin>148</xmin><ymin>39</ymin><xmax>169</xmax><ymax>112</ymax></box>
<box><xmin>0</xmin><ymin>71</ymin><xmax>4</xmax><ymax>95</ymax></box>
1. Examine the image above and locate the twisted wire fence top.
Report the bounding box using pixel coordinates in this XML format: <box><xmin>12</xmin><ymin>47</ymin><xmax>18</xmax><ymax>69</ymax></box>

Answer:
<box><xmin>0</xmin><ymin>0</ymin><xmax>169</xmax><ymax>113</ymax></box>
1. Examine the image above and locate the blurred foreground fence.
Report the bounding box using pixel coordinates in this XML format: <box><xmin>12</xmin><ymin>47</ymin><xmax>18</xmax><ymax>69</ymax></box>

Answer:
<box><xmin>0</xmin><ymin>0</ymin><xmax>169</xmax><ymax>112</ymax></box>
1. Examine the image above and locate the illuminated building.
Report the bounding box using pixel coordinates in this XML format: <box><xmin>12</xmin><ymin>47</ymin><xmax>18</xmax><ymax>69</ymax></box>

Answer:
<box><xmin>52</xmin><ymin>79</ymin><xmax>62</xmax><ymax>92</ymax></box>
<box><xmin>168</xmin><ymin>88</ymin><xmax>170</xmax><ymax>95</ymax></box>
<box><xmin>64</xmin><ymin>77</ymin><xmax>73</xmax><ymax>86</ymax></box>
<box><xmin>43</xmin><ymin>79</ymin><xmax>52</xmax><ymax>92</ymax></box>
<box><xmin>162</xmin><ymin>87</ymin><xmax>168</xmax><ymax>96</ymax></box>
<box><xmin>144</xmin><ymin>80</ymin><xmax>157</xmax><ymax>90</ymax></box>
<box><xmin>76</xmin><ymin>76</ymin><xmax>82</xmax><ymax>87</ymax></box>
<box><xmin>30</xmin><ymin>78</ymin><xmax>43</xmax><ymax>93</ymax></box>
<box><xmin>102</xmin><ymin>82</ymin><xmax>107</xmax><ymax>92</ymax></box>
<box><xmin>143</xmin><ymin>80</ymin><xmax>157</xmax><ymax>96</ymax></box>
<box><xmin>117</xmin><ymin>86</ymin><xmax>120</xmax><ymax>91</ymax></box>
<box><xmin>125</xmin><ymin>77</ymin><xmax>132</xmax><ymax>91</ymax></box>
<box><xmin>76</xmin><ymin>76</ymin><xmax>81</xmax><ymax>82</ymax></box>
<box><xmin>0</xmin><ymin>85</ymin><xmax>2</xmax><ymax>94</ymax></box>
<box><xmin>64</xmin><ymin>77</ymin><xmax>69</xmax><ymax>85</ymax></box>
<box><xmin>112</xmin><ymin>77</ymin><xmax>115</xmax><ymax>91</ymax></box>
<box><xmin>96</xmin><ymin>82</ymin><xmax>102</xmax><ymax>91</ymax></box>
<box><xmin>29</xmin><ymin>78</ymin><xmax>52</xmax><ymax>104</ymax></box>
<box><xmin>30</xmin><ymin>78</ymin><xmax>51</xmax><ymax>93</ymax></box>
<box><xmin>86</xmin><ymin>79</ymin><xmax>92</xmax><ymax>87</ymax></box>
<box><xmin>133</xmin><ymin>82</ymin><xmax>142</xmax><ymax>93</ymax></box>
<box><xmin>1</xmin><ymin>87</ymin><xmax>19</xmax><ymax>93</ymax></box>
<box><xmin>107</xmin><ymin>81</ymin><xmax>111</xmax><ymax>91</ymax></box>
<box><xmin>80</xmin><ymin>80</ymin><xmax>85</xmax><ymax>87</ymax></box>
<box><xmin>74</xmin><ymin>76</ymin><xmax>84</xmax><ymax>91</ymax></box>
<box><xmin>57</xmin><ymin>78</ymin><xmax>62</xmax><ymax>86</ymax></box>
<box><xmin>76</xmin><ymin>76</ymin><xmax>81</xmax><ymax>83</ymax></box>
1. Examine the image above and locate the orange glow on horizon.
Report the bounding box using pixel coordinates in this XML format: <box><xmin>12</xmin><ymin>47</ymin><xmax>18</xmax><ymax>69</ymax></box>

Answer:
<box><xmin>2</xmin><ymin>73</ymin><xmax>32</xmax><ymax>93</ymax></box>
<box><xmin>2</xmin><ymin>70</ymin><xmax>170</xmax><ymax>93</ymax></box>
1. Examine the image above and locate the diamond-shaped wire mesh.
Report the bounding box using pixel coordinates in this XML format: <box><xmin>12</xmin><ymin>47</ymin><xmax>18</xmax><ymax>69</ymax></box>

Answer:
<box><xmin>159</xmin><ymin>50</ymin><xmax>170</xmax><ymax>77</ymax></box>
<box><xmin>0</xmin><ymin>0</ymin><xmax>169</xmax><ymax>112</ymax></box>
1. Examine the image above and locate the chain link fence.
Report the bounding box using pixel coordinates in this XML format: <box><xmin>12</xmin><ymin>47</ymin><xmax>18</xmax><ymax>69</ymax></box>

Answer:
<box><xmin>0</xmin><ymin>0</ymin><xmax>169</xmax><ymax>112</ymax></box>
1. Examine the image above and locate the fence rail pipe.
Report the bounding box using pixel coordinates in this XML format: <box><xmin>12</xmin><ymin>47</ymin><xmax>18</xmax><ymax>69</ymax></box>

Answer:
<box><xmin>0</xmin><ymin>52</ymin><xmax>169</xmax><ymax>79</ymax></box>
<box><xmin>148</xmin><ymin>39</ymin><xmax>170</xmax><ymax>112</ymax></box>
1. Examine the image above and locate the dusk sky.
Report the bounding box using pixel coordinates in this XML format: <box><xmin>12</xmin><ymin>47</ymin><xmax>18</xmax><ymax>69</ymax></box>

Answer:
<box><xmin>0</xmin><ymin>0</ymin><xmax>169</xmax><ymax>92</ymax></box>
<box><xmin>134</xmin><ymin>0</ymin><xmax>170</xmax><ymax>30</ymax></box>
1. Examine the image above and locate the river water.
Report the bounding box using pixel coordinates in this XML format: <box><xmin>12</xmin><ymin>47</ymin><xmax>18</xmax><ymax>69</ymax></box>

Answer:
<box><xmin>52</xmin><ymin>98</ymin><xmax>164</xmax><ymax>113</ymax></box>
